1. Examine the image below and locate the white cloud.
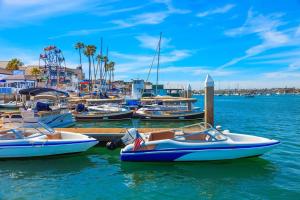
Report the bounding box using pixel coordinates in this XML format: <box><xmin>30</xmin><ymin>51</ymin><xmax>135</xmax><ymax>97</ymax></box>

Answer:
<box><xmin>91</xmin><ymin>5</ymin><xmax>146</xmax><ymax>16</ymax></box>
<box><xmin>225</xmin><ymin>10</ymin><xmax>284</xmax><ymax>37</ymax></box>
<box><xmin>111</xmin><ymin>12</ymin><xmax>168</xmax><ymax>28</ymax></box>
<box><xmin>249</xmin><ymin>49</ymin><xmax>300</xmax><ymax>60</ymax></box>
<box><xmin>110</xmin><ymin>49</ymin><xmax>193</xmax><ymax>73</ymax></box>
<box><xmin>262</xmin><ymin>59</ymin><xmax>300</xmax><ymax>81</ymax></box>
<box><xmin>264</xmin><ymin>71</ymin><xmax>300</xmax><ymax>79</ymax></box>
<box><xmin>295</xmin><ymin>25</ymin><xmax>300</xmax><ymax>36</ymax></box>
<box><xmin>0</xmin><ymin>0</ymin><xmax>110</xmax><ymax>27</ymax></box>
<box><xmin>50</xmin><ymin>0</ymin><xmax>190</xmax><ymax>38</ymax></box>
<box><xmin>197</xmin><ymin>4</ymin><xmax>235</xmax><ymax>18</ymax></box>
<box><xmin>110</xmin><ymin>0</ymin><xmax>190</xmax><ymax>29</ymax></box>
<box><xmin>219</xmin><ymin>9</ymin><xmax>300</xmax><ymax>70</ymax></box>
<box><xmin>135</xmin><ymin>34</ymin><xmax>172</xmax><ymax>50</ymax></box>
<box><xmin>153</xmin><ymin>0</ymin><xmax>190</xmax><ymax>14</ymax></box>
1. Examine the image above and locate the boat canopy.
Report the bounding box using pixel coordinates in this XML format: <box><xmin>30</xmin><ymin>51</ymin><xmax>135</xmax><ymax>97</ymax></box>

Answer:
<box><xmin>33</xmin><ymin>95</ymin><xmax>63</xmax><ymax>101</ymax></box>
<box><xmin>19</xmin><ymin>88</ymin><xmax>69</xmax><ymax>97</ymax></box>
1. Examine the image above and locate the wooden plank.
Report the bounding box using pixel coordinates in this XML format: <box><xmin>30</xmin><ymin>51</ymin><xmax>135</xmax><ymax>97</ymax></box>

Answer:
<box><xmin>55</xmin><ymin>127</ymin><xmax>170</xmax><ymax>134</ymax></box>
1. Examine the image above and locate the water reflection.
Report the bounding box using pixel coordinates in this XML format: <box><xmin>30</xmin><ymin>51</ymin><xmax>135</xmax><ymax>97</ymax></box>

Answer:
<box><xmin>73</xmin><ymin>119</ymin><xmax>199</xmax><ymax>128</ymax></box>
<box><xmin>0</xmin><ymin>149</ymin><xmax>101</xmax><ymax>178</ymax></box>
<box><xmin>119</xmin><ymin>157</ymin><xmax>276</xmax><ymax>187</ymax></box>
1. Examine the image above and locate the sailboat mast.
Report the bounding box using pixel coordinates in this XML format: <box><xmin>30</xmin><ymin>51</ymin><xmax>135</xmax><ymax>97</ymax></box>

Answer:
<box><xmin>99</xmin><ymin>37</ymin><xmax>103</xmax><ymax>80</ymax></box>
<box><xmin>156</xmin><ymin>32</ymin><xmax>162</xmax><ymax>95</ymax></box>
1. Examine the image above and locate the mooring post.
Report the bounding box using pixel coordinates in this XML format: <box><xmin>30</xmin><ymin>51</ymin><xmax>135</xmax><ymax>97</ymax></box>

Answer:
<box><xmin>204</xmin><ymin>74</ymin><xmax>214</xmax><ymax>126</ymax></box>
<box><xmin>187</xmin><ymin>84</ymin><xmax>192</xmax><ymax>111</ymax></box>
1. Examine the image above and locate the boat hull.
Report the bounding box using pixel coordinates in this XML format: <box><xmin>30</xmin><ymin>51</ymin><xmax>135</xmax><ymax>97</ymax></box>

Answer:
<box><xmin>120</xmin><ymin>142</ymin><xmax>279</xmax><ymax>162</ymax></box>
<box><xmin>40</xmin><ymin>113</ymin><xmax>75</xmax><ymax>127</ymax></box>
<box><xmin>0</xmin><ymin>139</ymin><xmax>98</xmax><ymax>158</ymax></box>
<box><xmin>74</xmin><ymin>110</ymin><xmax>133</xmax><ymax>121</ymax></box>
<box><xmin>0</xmin><ymin>104</ymin><xmax>21</xmax><ymax>109</ymax></box>
<box><xmin>134</xmin><ymin>111</ymin><xmax>204</xmax><ymax>120</ymax></box>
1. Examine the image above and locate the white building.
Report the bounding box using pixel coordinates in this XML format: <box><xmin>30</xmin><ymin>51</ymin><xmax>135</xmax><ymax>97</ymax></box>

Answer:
<box><xmin>131</xmin><ymin>79</ymin><xmax>144</xmax><ymax>99</ymax></box>
<box><xmin>0</xmin><ymin>75</ymin><xmax>36</xmax><ymax>94</ymax></box>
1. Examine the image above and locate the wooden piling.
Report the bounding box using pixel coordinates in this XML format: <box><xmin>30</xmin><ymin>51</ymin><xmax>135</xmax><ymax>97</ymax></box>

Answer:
<box><xmin>187</xmin><ymin>84</ymin><xmax>192</xmax><ymax>111</ymax></box>
<box><xmin>204</xmin><ymin>74</ymin><xmax>214</xmax><ymax>126</ymax></box>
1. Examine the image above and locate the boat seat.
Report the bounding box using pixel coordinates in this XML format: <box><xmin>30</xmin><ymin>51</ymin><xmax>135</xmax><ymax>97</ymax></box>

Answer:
<box><xmin>148</xmin><ymin>131</ymin><xmax>175</xmax><ymax>141</ymax></box>
<box><xmin>47</xmin><ymin>133</ymin><xmax>62</xmax><ymax>140</ymax></box>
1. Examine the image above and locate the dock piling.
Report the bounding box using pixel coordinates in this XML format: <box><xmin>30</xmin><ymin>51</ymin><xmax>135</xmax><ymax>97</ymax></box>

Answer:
<box><xmin>187</xmin><ymin>84</ymin><xmax>192</xmax><ymax>110</ymax></box>
<box><xmin>204</xmin><ymin>74</ymin><xmax>214</xmax><ymax>126</ymax></box>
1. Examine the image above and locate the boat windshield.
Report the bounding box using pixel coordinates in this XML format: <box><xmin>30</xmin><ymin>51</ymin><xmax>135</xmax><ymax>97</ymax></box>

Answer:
<box><xmin>180</xmin><ymin>122</ymin><xmax>227</xmax><ymax>142</ymax></box>
<box><xmin>0</xmin><ymin>122</ymin><xmax>54</xmax><ymax>140</ymax></box>
<box><xmin>14</xmin><ymin>122</ymin><xmax>55</xmax><ymax>136</ymax></box>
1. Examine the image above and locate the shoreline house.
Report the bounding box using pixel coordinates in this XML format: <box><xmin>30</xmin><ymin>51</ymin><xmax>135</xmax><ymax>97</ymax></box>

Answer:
<box><xmin>0</xmin><ymin>74</ymin><xmax>37</xmax><ymax>94</ymax></box>
<box><xmin>0</xmin><ymin>61</ymin><xmax>37</xmax><ymax>94</ymax></box>
<box><xmin>0</xmin><ymin>61</ymin><xmax>35</xmax><ymax>94</ymax></box>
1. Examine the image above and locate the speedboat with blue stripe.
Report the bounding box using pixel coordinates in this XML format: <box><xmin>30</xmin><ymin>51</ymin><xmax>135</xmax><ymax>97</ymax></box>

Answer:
<box><xmin>120</xmin><ymin>123</ymin><xmax>279</xmax><ymax>162</ymax></box>
<box><xmin>0</xmin><ymin>122</ymin><xmax>98</xmax><ymax>158</ymax></box>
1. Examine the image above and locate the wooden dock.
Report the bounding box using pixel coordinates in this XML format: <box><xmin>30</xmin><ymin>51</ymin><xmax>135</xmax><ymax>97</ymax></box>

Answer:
<box><xmin>55</xmin><ymin>127</ymin><xmax>170</xmax><ymax>145</ymax></box>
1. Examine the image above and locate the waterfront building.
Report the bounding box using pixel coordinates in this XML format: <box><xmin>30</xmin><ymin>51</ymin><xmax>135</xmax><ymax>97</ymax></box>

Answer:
<box><xmin>0</xmin><ymin>74</ymin><xmax>36</xmax><ymax>93</ymax></box>
<box><xmin>131</xmin><ymin>79</ymin><xmax>144</xmax><ymax>99</ymax></box>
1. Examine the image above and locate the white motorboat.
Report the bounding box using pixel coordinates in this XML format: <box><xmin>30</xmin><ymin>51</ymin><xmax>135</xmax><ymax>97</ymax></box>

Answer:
<box><xmin>0</xmin><ymin>101</ymin><xmax>22</xmax><ymax>109</ymax></box>
<box><xmin>2</xmin><ymin>109</ymin><xmax>75</xmax><ymax>128</ymax></box>
<box><xmin>135</xmin><ymin>105</ymin><xmax>204</xmax><ymax>120</ymax></box>
<box><xmin>0</xmin><ymin>122</ymin><xmax>98</xmax><ymax>158</ymax></box>
<box><xmin>88</xmin><ymin>104</ymin><xmax>128</xmax><ymax>112</ymax></box>
<box><xmin>6</xmin><ymin>88</ymin><xmax>76</xmax><ymax>128</ymax></box>
<box><xmin>120</xmin><ymin>123</ymin><xmax>279</xmax><ymax>162</ymax></box>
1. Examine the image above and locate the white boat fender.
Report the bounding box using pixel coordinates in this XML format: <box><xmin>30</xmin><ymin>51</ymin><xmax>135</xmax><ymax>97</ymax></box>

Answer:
<box><xmin>222</xmin><ymin>130</ymin><xmax>230</xmax><ymax>134</ymax></box>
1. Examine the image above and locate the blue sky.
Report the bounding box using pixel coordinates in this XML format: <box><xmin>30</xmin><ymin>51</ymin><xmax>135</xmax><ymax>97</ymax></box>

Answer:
<box><xmin>1</xmin><ymin>0</ymin><xmax>300</xmax><ymax>89</ymax></box>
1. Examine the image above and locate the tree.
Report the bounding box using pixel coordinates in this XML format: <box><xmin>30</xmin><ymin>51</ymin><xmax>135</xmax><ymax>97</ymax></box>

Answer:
<box><xmin>95</xmin><ymin>54</ymin><xmax>103</xmax><ymax>81</ymax></box>
<box><xmin>84</xmin><ymin>45</ymin><xmax>96</xmax><ymax>91</ymax></box>
<box><xmin>30</xmin><ymin>67</ymin><xmax>41</xmax><ymax>84</ymax></box>
<box><xmin>108</xmin><ymin>61</ymin><xmax>115</xmax><ymax>87</ymax></box>
<box><xmin>75</xmin><ymin>42</ymin><xmax>85</xmax><ymax>68</ymax></box>
<box><xmin>6</xmin><ymin>58</ymin><xmax>23</xmax><ymax>70</ymax></box>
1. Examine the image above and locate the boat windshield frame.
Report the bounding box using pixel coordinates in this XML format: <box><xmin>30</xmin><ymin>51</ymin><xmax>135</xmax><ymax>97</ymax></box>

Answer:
<box><xmin>175</xmin><ymin>123</ymin><xmax>227</xmax><ymax>142</ymax></box>
<box><xmin>15</xmin><ymin>122</ymin><xmax>55</xmax><ymax>136</ymax></box>
<box><xmin>0</xmin><ymin>122</ymin><xmax>54</xmax><ymax>140</ymax></box>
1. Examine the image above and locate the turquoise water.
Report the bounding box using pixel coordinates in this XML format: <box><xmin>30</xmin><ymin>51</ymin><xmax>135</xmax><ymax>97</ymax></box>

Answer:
<box><xmin>1</xmin><ymin>95</ymin><xmax>300</xmax><ymax>199</ymax></box>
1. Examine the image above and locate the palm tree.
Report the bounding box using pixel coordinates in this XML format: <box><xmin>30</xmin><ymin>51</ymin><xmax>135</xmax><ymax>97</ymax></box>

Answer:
<box><xmin>6</xmin><ymin>58</ymin><xmax>23</xmax><ymax>70</ymax></box>
<box><xmin>30</xmin><ymin>67</ymin><xmax>41</xmax><ymax>86</ymax></box>
<box><xmin>108</xmin><ymin>61</ymin><xmax>115</xmax><ymax>88</ymax></box>
<box><xmin>102</xmin><ymin>56</ymin><xmax>109</xmax><ymax>88</ymax></box>
<box><xmin>74</xmin><ymin>42</ymin><xmax>85</xmax><ymax>68</ymax></box>
<box><xmin>95</xmin><ymin>54</ymin><xmax>103</xmax><ymax>81</ymax></box>
<box><xmin>84</xmin><ymin>45</ymin><xmax>96</xmax><ymax>91</ymax></box>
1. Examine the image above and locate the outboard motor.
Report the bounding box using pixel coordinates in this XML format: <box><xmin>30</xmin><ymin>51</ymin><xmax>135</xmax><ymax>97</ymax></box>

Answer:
<box><xmin>106</xmin><ymin>128</ymin><xmax>138</xmax><ymax>150</ymax></box>
<box><xmin>75</xmin><ymin>103</ymin><xmax>86</xmax><ymax>112</ymax></box>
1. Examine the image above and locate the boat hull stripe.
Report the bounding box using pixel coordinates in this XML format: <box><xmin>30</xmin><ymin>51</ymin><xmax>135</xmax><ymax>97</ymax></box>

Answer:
<box><xmin>122</xmin><ymin>141</ymin><xmax>280</xmax><ymax>154</ymax></box>
<box><xmin>0</xmin><ymin>140</ymin><xmax>98</xmax><ymax>147</ymax></box>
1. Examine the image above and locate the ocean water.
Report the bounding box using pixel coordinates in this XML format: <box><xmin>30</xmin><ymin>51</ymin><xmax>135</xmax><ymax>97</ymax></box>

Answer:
<box><xmin>0</xmin><ymin>95</ymin><xmax>300</xmax><ymax>199</ymax></box>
